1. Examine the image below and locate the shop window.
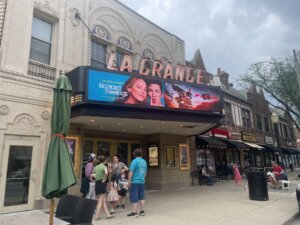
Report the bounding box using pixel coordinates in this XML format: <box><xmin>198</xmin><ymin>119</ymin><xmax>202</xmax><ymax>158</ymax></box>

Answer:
<box><xmin>264</xmin><ymin>117</ymin><xmax>270</xmax><ymax>132</ymax></box>
<box><xmin>165</xmin><ymin>146</ymin><xmax>175</xmax><ymax>168</ymax></box>
<box><xmin>91</xmin><ymin>41</ymin><xmax>107</xmax><ymax>69</ymax></box>
<box><xmin>256</xmin><ymin>114</ymin><xmax>263</xmax><ymax>131</ymax></box>
<box><xmin>82</xmin><ymin>140</ymin><xmax>94</xmax><ymax>177</ymax></box>
<box><xmin>29</xmin><ymin>17</ymin><xmax>52</xmax><ymax>65</ymax></box>
<box><xmin>117</xmin><ymin>143</ymin><xmax>128</xmax><ymax>166</ymax></box>
<box><xmin>196</xmin><ymin>149</ymin><xmax>206</xmax><ymax>167</ymax></box>
<box><xmin>206</xmin><ymin>150</ymin><xmax>215</xmax><ymax>173</ymax></box>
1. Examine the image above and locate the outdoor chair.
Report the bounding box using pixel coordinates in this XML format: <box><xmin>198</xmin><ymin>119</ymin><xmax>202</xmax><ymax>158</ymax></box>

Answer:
<box><xmin>55</xmin><ymin>194</ymin><xmax>79</xmax><ymax>223</ymax></box>
<box><xmin>70</xmin><ymin>197</ymin><xmax>97</xmax><ymax>225</ymax></box>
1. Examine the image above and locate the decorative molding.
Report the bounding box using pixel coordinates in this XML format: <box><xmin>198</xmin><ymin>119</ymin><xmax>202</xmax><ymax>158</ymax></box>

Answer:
<box><xmin>41</xmin><ymin>111</ymin><xmax>50</xmax><ymax>120</ymax></box>
<box><xmin>34</xmin><ymin>0</ymin><xmax>58</xmax><ymax>17</ymax></box>
<box><xmin>69</xmin><ymin>8</ymin><xmax>80</xmax><ymax>26</ymax></box>
<box><xmin>0</xmin><ymin>68</ymin><xmax>54</xmax><ymax>89</ymax></box>
<box><xmin>142</xmin><ymin>49</ymin><xmax>155</xmax><ymax>60</ymax></box>
<box><xmin>117</xmin><ymin>37</ymin><xmax>132</xmax><ymax>51</ymax></box>
<box><xmin>92</xmin><ymin>25</ymin><xmax>111</xmax><ymax>41</ymax></box>
<box><xmin>13</xmin><ymin>113</ymin><xmax>35</xmax><ymax>125</ymax></box>
<box><xmin>0</xmin><ymin>104</ymin><xmax>8</xmax><ymax>115</ymax></box>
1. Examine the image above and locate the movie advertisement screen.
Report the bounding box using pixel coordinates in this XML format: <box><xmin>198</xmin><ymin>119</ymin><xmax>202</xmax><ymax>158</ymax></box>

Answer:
<box><xmin>87</xmin><ymin>70</ymin><xmax>222</xmax><ymax>113</ymax></box>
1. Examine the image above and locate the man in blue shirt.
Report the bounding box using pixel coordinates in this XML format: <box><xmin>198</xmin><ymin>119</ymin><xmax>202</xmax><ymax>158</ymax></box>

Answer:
<box><xmin>127</xmin><ymin>148</ymin><xmax>147</xmax><ymax>217</ymax></box>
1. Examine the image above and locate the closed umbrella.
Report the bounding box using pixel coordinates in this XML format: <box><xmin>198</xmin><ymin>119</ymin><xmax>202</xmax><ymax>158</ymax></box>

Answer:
<box><xmin>42</xmin><ymin>73</ymin><xmax>77</xmax><ymax>225</ymax></box>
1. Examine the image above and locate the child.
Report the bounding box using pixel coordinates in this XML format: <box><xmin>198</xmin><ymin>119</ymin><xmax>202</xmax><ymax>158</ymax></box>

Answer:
<box><xmin>117</xmin><ymin>172</ymin><xmax>129</xmax><ymax>209</ymax></box>
<box><xmin>233</xmin><ymin>164</ymin><xmax>247</xmax><ymax>191</ymax></box>
<box><xmin>107</xmin><ymin>177</ymin><xmax>119</xmax><ymax>214</ymax></box>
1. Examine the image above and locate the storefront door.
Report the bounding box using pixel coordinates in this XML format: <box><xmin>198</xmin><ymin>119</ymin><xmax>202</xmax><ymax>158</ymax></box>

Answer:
<box><xmin>0</xmin><ymin>135</ymin><xmax>39</xmax><ymax>213</ymax></box>
<box><xmin>82</xmin><ymin>138</ymin><xmax>142</xmax><ymax>170</ymax></box>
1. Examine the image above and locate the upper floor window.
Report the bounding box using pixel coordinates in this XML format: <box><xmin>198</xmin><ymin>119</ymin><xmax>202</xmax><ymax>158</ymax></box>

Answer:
<box><xmin>91</xmin><ymin>41</ymin><xmax>107</xmax><ymax>69</ymax></box>
<box><xmin>283</xmin><ymin>124</ymin><xmax>288</xmax><ymax>138</ymax></box>
<box><xmin>241</xmin><ymin>109</ymin><xmax>251</xmax><ymax>128</ymax></box>
<box><xmin>264</xmin><ymin>117</ymin><xmax>270</xmax><ymax>132</ymax></box>
<box><xmin>224</xmin><ymin>102</ymin><xmax>233</xmax><ymax>124</ymax></box>
<box><xmin>289</xmin><ymin>127</ymin><xmax>295</xmax><ymax>140</ymax></box>
<box><xmin>115</xmin><ymin>50</ymin><xmax>124</xmax><ymax>69</ymax></box>
<box><xmin>256</xmin><ymin>114</ymin><xmax>263</xmax><ymax>131</ymax></box>
<box><xmin>30</xmin><ymin>17</ymin><xmax>52</xmax><ymax>65</ymax></box>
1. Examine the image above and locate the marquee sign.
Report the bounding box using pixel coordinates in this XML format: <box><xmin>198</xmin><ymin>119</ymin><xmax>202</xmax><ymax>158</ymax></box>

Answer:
<box><xmin>106</xmin><ymin>51</ymin><xmax>212</xmax><ymax>85</ymax></box>
<box><xmin>87</xmin><ymin>69</ymin><xmax>223</xmax><ymax>114</ymax></box>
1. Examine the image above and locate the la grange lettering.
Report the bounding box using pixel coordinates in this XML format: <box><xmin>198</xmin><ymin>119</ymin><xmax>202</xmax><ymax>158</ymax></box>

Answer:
<box><xmin>107</xmin><ymin>51</ymin><xmax>212</xmax><ymax>85</ymax></box>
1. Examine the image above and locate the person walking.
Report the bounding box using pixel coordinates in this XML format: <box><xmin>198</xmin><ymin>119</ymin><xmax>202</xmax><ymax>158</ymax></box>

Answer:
<box><xmin>95</xmin><ymin>155</ymin><xmax>113</xmax><ymax>220</ymax></box>
<box><xmin>127</xmin><ymin>148</ymin><xmax>147</xmax><ymax>217</ymax></box>
<box><xmin>85</xmin><ymin>153</ymin><xmax>96</xmax><ymax>199</ymax></box>
<box><xmin>233</xmin><ymin>164</ymin><xmax>246</xmax><ymax>191</ymax></box>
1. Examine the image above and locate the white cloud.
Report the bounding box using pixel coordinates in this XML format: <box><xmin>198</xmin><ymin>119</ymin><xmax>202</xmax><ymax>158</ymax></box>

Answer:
<box><xmin>119</xmin><ymin>0</ymin><xmax>300</xmax><ymax>81</ymax></box>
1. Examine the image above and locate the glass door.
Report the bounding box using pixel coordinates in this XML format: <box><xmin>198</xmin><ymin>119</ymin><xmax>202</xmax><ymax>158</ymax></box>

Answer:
<box><xmin>0</xmin><ymin>136</ymin><xmax>38</xmax><ymax>213</ymax></box>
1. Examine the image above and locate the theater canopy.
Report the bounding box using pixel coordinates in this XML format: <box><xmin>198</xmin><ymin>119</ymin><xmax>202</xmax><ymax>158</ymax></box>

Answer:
<box><xmin>67</xmin><ymin>67</ymin><xmax>224</xmax><ymax>136</ymax></box>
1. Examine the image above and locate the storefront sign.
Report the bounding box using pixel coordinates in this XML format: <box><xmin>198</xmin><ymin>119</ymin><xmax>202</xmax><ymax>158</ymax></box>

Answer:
<box><xmin>241</xmin><ymin>131</ymin><xmax>256</xmax><ymax>142</ymax></box>
<box><xmin>107</xmin><ymin>51</ymin><xmax>212</xmax><ymax>85</ymax></box>
<box><xmin>87</xmin><ymin>69</ymin><xmax>222</xmax><ymax>114</ymax></box>
<box><xmin>210</xmin><ymin>128</ymin><xmax>231</xmax><ymax>139</ymax></box>
<box><xmin>264</xmin><ymin>136</ymin><xmax>273</xmax><ymax>145</ymax></box>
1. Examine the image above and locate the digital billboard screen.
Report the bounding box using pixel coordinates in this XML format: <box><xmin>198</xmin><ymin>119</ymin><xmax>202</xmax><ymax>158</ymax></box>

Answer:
<box><xmin>87</xmin><ymin>70</ymin><xmax>222</xmax><ymax>114</ymax></box>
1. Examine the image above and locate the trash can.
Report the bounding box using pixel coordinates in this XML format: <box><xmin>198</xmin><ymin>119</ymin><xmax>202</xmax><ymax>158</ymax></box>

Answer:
<box><xmin>247</xmin><ymin>167</ymin><xmax>268</xmax><ymax>201</ymax></box>
<box><xmin>296</xmin><ymin>185</ymin><xmax>300</xmax><ymax>210</ymax></box>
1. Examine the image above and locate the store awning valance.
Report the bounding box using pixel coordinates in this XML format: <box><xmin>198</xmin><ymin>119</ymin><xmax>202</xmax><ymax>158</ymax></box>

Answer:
<box><xmin>217</xmin><ymin>138</ymin><xmax>250</xmax><ymax>150</ymax></box>
<box><xmin>260</xmin><ymin>144</ymin><xmax>282</xmax><ymax>153</ymax></box>
<box><xmin>196</xmin><ymin>136</ymin><xmax>227</xmax><ymax>149</ymax></box>
<box><xmin>281</xmin><ymin>148</ymin><xmax>295</xmax><ymax>154</ymax></box>
<box><xmin>243</xmin><ymin>142</ymin><xmax>264</xmax><ymax>150</ymax></box>
<box><xmin>289</xmin><ymin>148</ymin><xmax>300</xmax><ymax>154</ymax></box>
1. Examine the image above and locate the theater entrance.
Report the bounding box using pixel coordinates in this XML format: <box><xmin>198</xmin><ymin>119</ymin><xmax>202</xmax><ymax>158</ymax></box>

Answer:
<box><xmin>82</xmin><ymin>138</ymin><xmax>142</xmax><ymax>172</ymax></box>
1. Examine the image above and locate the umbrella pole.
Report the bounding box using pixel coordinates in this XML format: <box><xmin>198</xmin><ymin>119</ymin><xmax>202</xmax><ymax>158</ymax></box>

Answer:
<box><xmin>49</xmin><ymin>198</ymin><xmax>55</xmax><ymax>225</ymax></box>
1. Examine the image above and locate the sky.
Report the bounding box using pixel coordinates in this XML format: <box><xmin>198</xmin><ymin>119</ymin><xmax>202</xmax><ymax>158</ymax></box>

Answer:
<box><xmin>119</xmin><ymin>0</ymin><xmax>300</xmax><ymax>82</ymax></box>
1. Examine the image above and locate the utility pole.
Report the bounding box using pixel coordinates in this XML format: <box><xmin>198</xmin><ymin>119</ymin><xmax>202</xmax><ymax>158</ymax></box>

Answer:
<box><xmin>293</xmin><ymin>49</ymin><xmax>300</xmax><ymax>90</ymax></box>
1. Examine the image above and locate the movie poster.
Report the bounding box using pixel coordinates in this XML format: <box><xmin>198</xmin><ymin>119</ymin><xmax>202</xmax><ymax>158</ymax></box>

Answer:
<box><xmin>88</xmin><ymin>70</ymin><xmax>222</xmax><ymax>113</ymax></box>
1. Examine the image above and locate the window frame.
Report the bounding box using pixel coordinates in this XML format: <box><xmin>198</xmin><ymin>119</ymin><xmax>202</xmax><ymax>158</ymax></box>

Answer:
<box><xmin>256</xmin><ymin>114</ymin><xmax>263</xmax><ymax>131</ymax></box>
<box><xmin>241</xmin><ymin>108</ymin><xmax>251</xmax><ymax>128</ymax></box>
<box><xmin>29</xmin><ymin>16</ymin><xmax>53</xmax><ymax>65</ymax></box>
<box><xmin>90</xmin><ymin>38</ymin><xmax>108</xmax><ymax>69</ymax></box>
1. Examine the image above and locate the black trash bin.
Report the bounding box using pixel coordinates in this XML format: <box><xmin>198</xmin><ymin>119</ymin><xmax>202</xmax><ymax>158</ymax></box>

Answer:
<box><xmin>248</xmin><ymin>167</ymin><xmax>268</xmax><ymax>201</ymax></box>
<box><xmin>296</xmin><ymin>188</ymin><xmax>300</xmax><ymax>210</ymax></box>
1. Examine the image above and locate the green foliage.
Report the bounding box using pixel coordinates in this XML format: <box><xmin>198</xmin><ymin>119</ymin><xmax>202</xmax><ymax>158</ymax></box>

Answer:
<box><xmin>241</xmin><ymin>51</ymin><xmax>300</xmax><ymax>131</ymax></box>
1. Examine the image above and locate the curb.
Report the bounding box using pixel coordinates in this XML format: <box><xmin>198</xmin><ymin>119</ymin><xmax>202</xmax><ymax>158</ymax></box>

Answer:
<box><xmin>283</xmin><ymin>211</ymin><xmax>299</xmax><ymax>225</ymax></box>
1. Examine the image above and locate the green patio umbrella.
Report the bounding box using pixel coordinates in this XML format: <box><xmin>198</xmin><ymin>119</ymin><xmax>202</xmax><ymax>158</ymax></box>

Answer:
<box><xmin>42</xmin><ymin>73</ymin><xmax>77</xmax><ymax>225</ymax></box>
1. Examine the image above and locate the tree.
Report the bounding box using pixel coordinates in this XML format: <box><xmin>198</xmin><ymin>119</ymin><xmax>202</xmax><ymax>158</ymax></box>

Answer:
<box><xmin>240</xmin><ymin>50</ymin><xmax>300</xmax><ymax>132</ymax></box>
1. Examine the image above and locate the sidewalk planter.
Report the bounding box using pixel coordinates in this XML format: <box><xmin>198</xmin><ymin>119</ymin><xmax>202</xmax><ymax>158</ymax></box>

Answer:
<box><xmin>248</xmin><ymin>167</ymin><xmax>269</xmax><ymax>201</ymax></box>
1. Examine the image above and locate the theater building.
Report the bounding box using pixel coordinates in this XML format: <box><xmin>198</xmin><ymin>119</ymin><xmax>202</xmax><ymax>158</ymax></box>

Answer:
<box><xmin>0</xmin><ymin>0</ymin><xmax>224</xmax><ymax>213</ymax></box>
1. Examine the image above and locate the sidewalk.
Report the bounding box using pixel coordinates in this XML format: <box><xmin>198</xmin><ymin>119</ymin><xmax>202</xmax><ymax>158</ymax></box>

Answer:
<box><xmin>93</xmin><ymin>170</ymin><xmax>300</xmax><ymax>225</ymax></box>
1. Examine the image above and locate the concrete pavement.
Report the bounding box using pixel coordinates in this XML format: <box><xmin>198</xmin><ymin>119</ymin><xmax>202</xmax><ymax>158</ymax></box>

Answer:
<box><xmin>93</xmin><ymin>170</ymin><xmax>300</xmax><ymax>225</ymax></box>
<box><xmin>1</xmin><ymin>169</ymin><xmax>300</xmax><ymax>225</ymax></box>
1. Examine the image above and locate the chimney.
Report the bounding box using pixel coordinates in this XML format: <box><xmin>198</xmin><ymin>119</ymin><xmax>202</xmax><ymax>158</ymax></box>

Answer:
<box><xmin>217</xmin><ymin>68</ymin><xmax>229</xmax><ymax>89</ymax></box>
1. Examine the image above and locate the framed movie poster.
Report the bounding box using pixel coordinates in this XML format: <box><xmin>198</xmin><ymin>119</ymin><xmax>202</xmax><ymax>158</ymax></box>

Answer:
<box><xmin>65</xmin><ymin>136</ymin><xmax>80</xmax><ymax>177</ymax></box>
<box><xmin>165</xmin><ymin>145</ymin><xmax>176</xmax><ymax>168</ymax></box>
<box><xmin>149</xmin><ymin>146</ymin><xmax>158</xmax><ymax>167</ymax></box>
<box><xmin>179</xmin><ymin>144</ymin><xmax>190</xmax><ymax>170</ymax></box>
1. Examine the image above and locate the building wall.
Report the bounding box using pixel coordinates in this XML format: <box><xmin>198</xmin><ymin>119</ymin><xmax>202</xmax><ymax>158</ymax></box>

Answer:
<box><xmin>0</xmin><ymin>0</ymin><xmax>187</xmax><ymax>211</ymax></box>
